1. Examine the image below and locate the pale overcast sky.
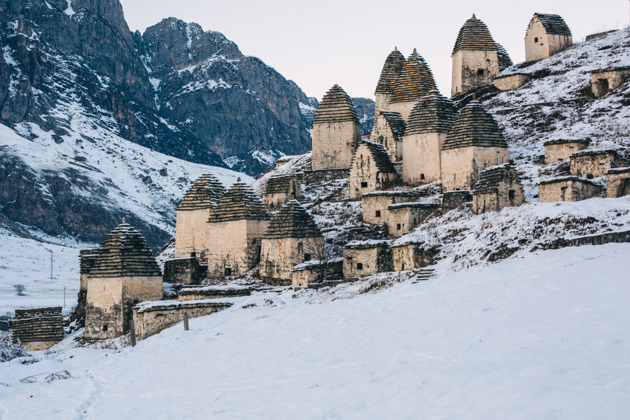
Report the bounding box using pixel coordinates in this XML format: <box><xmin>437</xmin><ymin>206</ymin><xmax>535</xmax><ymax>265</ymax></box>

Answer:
<box><xmin>120</xmin><ymin>0</ymin><xmax>629</xmax><ymax>100</ymax></box>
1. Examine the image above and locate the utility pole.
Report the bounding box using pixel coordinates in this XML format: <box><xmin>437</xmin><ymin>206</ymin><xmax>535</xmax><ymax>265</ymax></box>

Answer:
<box><xmin>50</xmin><ymin>250</ymin><xmax>54</xmax><ymax>280</ymax></box>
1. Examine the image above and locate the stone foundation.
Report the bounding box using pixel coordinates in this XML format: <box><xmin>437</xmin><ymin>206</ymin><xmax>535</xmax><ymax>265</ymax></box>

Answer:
<box><xmin>291</xmin><ymin>258</ymin><xmax>344</xmax><ymax>289</ymax></box>
<box><xmin>343</xmin><ymin>241</ymin><xmax>392</xmax><ymax>279</ymax></box>
<box><xmin>493</xmin><ymin>74</ymin><xmax>530</xmax><ymax>91</ymax></box>
<box><xmin>178</xmin><ymin>286</ymin><xmax>253</xmax><ymax>301</ymax></box>
<box><xmin>392</xmin><ymin>244</ymin><xmax>440</xmax><ymax>271</ymax></box>
<box><xmin>387</xmin><ymin>202</ymin><xmax>439</xmax><ymax>236</ymax></box>
<box><xmin>544</xmin><ymin>139</ymin><xmax>589</xmax><ymax>164</ymax></box>
<box><xmin>302</xmin><ymin>168</ymin><xmax>350</xmax><ymax>185</ymax></box>
<box><xmin>606</xmin><ymin>167</ymin><xmax>630</xmax><ymax>198</ymax></box>
<box><xmin>442</xmin><ymin>190</ymin><xmax>472</xmax><ymax>210</ymax></box>
<box><xmin>538</xmin><ymin>177</ymin><xmax>603</xmax><ymax>202</ymax></box>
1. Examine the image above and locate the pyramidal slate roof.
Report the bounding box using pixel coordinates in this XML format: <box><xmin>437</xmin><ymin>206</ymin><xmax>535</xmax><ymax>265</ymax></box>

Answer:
<box><xmin>532</xmin><ymin>13</ymin><xmax>572</xmax><ymax>37</ymax></box>
<box><xmin>495</xmin><ymin>42</ymin><xmax>513</xmax><ymax>71</ymax></box>
<box><xmin>375</xmin><ymin>48</ymin><xmax>406</xmax><ymax>95</ymax></box>
<box><xmin>379</xmin><ymin>111</ymin><xmax>406</xmax><ymax>141</ymax></box>
<box><xmin>473</xmin><ymin>164</ymin><xmax>520</xmax><ymax>195</ymax></box>
<box><xmin>452</xmin><ymin>14</ymin><xmax>498</xmax><ymax>55</ymax></box>
<box><xmin>355</xmin><ymin>141</ymin><xmax>397</xmax><ymax>174</ymax></box>
<box><xmin>88</xmin><ymin>222</ymin><xmax>161</xmax><ymax>278</ymax></box>
<box><xmin>443</xmin><ymin>101</ymin><xmax>507</xmax><ymax>150</ymax></box>
<box><xmin>406</xmin><ymin>90</ymin><xmax>458</xmax><ymax>136</ymax></box>
<box><xmin>313</xmin><ymin>84</ymin><xmax>359</xmax><ymax>125</ymax></box>
<box><xmin>209</xmin><ymin>182</ymin><xmax>272</xmax><ymax>223</ymax></box>
<box><xmin>263</xmin><ymin>175</ymin><xmax>298</xmax><ymax>195</ymax></box>
<box><xmin>390</xmin><ymin>49</ymin><xmax>436</xmax><ymax>104</ymax></box>
<box><xmin>263</xmin><ymin>200</ymin><xmax>322</xmax><ymax>239</ymax></box>
<box><xmin>177</xmin><ymin>173</ymin><xmax>226</xmax><ymax>211</ymax></box>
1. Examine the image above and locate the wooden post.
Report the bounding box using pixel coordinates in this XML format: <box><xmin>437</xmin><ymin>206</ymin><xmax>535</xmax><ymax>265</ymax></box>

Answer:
<box><xmin>129</xmin><ymin>319</ymin><xmax>136</xmax><ymax>347</ymax></box>
<box><xmin>183</xmin><ymin>312</ymin><xmax>189</xmax><ymax>331</ymax></box>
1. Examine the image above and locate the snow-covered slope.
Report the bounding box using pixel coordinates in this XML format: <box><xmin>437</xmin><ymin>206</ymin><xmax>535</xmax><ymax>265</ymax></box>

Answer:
<box><xmin>1</xmin><ymin>243</ymin><xmax>628</xmax><ymax>418</ymax></box>
<box><xmin>0</xmin><ymin>121</ymin><xmax>250</xmax><ymax>250</ymax></box>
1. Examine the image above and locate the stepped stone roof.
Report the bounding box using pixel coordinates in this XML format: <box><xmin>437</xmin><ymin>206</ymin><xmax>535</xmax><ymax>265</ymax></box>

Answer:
<box><xmin>570</xmin><ymin>149</ymin><xmax>619</xmax><ymax>158</ymax></box>
<box><xmin>452</xmin><ymin>15</ymin><xmax>498</xmax><ymax>55</ymax></box>
<box><xmin>406</xmin><ymin>90</ymin><xmax>458</xmax><ymax>136</ymax></box>
<box><xmin>390</xmin><ymin>50</ymin><xmax>436</xmax><ymax>104</ymax></box>
<box><xmin>532</xmin><ymin>13</ymin><xmax>572</xmax><ymax>37</ymax></box>
<box><xmin>88</xmin><ymin>223</ymin><xmax>161</xmax><ymax>278</ymax></box>
<box><xmin>209</xmin><ymin>182</ymin><xmax>272</xmax><ymax>223</ymax></box>
<box><xmin>177</xmin><ymin>173</ymin><xmax>226</xmax><ymax>211</ymax></box>
<box><xmin>539</xmin><ymin>176</ymin><xmax>599</xmax><ymax>186</ymax></box>
<box><xmin>355</xmin><ymin>141</ymin><xmax>397</xmax><ymax>174</ymax></box>
<box><xmin>473</xmin><ymin>164</ymin><xmax>520</xmax><ymax>195</ymax></box>
<box><xmin>375</xmin><ymin>48</ymin><xmax>406</xmax><ymax>95</ymax></box>
<box><xmin>263</xmin><ymin>200</ymin><xmax>322</xmax><ymax>239</ymax></box>
<box><xmin>442</xmin><ymin>101</ymin><xmax>507</xmax><ymax>150</ymax></box>
<box><xmin>313</xmin><ymin>84</ymin><xmax>359</xmax><ymax>125</ymax></box>
<box><xmin>263</xmin><ymin>175</ymin><xmax>299</xmax><ymax>195</ymax></box>
<box><xmin>80</xmin><ymin>249</ymin><xmax>100</xmax><ymax>275</ymax></box>
<box><xmin>495</xmin><ymin>42</ymin><xmax>513</xmax><ymax>71</ymax></box>
<box><xmin>379</xmin><ymin>111</ymin><xmax>406</xmax><ymax>141</ymax></box>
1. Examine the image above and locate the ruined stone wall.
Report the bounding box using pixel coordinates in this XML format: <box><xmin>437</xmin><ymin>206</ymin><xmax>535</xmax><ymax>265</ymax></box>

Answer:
<box><xmin>163</xmin><ymin>257</ymin><xmax>207</xmax><ymax>285</ymax></box>
<box><xmin>370</xmin><ymin>117</ymin><xmax>401</xmax><ymax>162</ymax></box>
<box><xmin>392</xmin><ymin>244</ymin><xmax>438</xmax><ymax>271</ymax></box>
<box><xmin>262</xmin><ymin>179</ymin><xmax>302</xmax><ymax>212</ymax></box>
<box><xmin>374</xmin><ymin>93</ymin><xmax>391</xmax><ymax>117</ymax></box>
<box><xmin>441</xmin><ymin>146</ymin><xmax>509</xmax><ymax>191</ymax></box>
<box><xmin>85</xmin><ymin>276</ymin><xmax>162</xmax><ymax>340</ymax></box>
<box><xmin>343</xmin><ymin>246</ymin><xmax>392</xmax><ymax>278</ymax></box>
<box><xmin>362</xmin><ymin>193</ymin><xmax>416</xmax><ymax>225</ymax></box>
<box><xmin>570</xmin><ymin>153</ymin><xmax>614</xmax><ymax>178</ymax></box>
<box><xmin>175</xmin><ymin>208</ymin><xmax>212</xmax><ymax>259</ymax></box>
<box><xmin>545</xmin><ymin>142</ymin><xmax>588</xmax><ymax>163</ymax></box>
<box><xmin>13</xmin><ymin>307</ymin><xmax>63</xmax><ymax>351</ymax></box>
<box><xmin>206</xmin><ymin>219</ymin><xmax>270</xmax><ymax>278</ymax></box>
<box><xmin>442</xmin><ymin>190</ymin><xmax>473</xmax><ymax>210</ymax></box>
<box><xmin>493</xmin><ymin>74</ymin><xmax>530</xmax><ymax>91</ymax></box>
<box><xmin>607</xmin><ymin>169</ymin><xmax>630</xmax><ymax>198</ymax></box>
<box><xmin>403</xmin><ymin>133</ymin><xmax>445</xmax><ymax>184</ymax></box>
<box><xmin>178</xmin><ymin>287</ymin><xmax>252</xmax><ymax>301</ymax></box>
<box><xmin>260</xmin><ymin>236</ymin><xmax>324</xmax><ymax>282</ymax></box>
<box><xmin>473</xmin><ymin>180</ymin><xmax>524</xmax><ymax>214</ymax></box>
<box><xmin>538</xmin><ymin>179</ymin><xmax>603</xmax><ymax>202</ymax></box>
<box><xmin>302</xmin><ymin>168</ymin><xmax>350</xmax><ymax>184</ymax></box>
<box><xmin>312</xmin><ymin>121</ymin><xmax>360</xmax><ymax>170</ymax></box>
<box><xmin>387</xmin><ymin>204</ymin><xmax>439</xmax><ymax>236</ymax></box>
<box><xmin>451</xmin><ymin>50</ymin><xmax>499</xmax><ymax>97</ymax></box>
<box><xmin>591</xmin><ymin>68</ymin><xmax>630</xmax><ymax>97</ymax></box>
<box><xmin>349</xmin><ymin>151</ymin><xmax>398</xmax><ymax>199</ymax></box>
<box><xmin>133</xmin><ymin>301</ymin><xmax>232</xmax><ymax>340</ymax></box>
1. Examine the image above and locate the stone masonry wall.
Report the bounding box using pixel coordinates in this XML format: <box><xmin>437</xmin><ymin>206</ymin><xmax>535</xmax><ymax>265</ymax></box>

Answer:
<box><xmin>441</xmin><ymin>146</ymin><xmax>509</xmax><ymax>191</ymax></box>
<box><xmin>362</xmin><ymin>193</ymin><xmax>417</xmax><ymax>225</ymax></box>
<box><xmin>570</xmin><ymin>153</ymin><xmax>615</xmax><ymax>178</ymax></box>
<box><xmin>451</xmin><ymin>50</ymin><xmax>499</xmax><ymax>97</ymax></box>
<box><xmin>312</xmin><ymin>121</ymin><xmax>360</xmax><ymax>170</ymax></box>
<box><xmin>175</xmin><ymin>208</ymin><xmax>213</xmax><ymax>259</ymax></box>
<box><xmin>13</xmin><ymin>307</ymin><xmax>63</xmax><ymax>351</ymax></box>
<box><xmin>403</xmin><ymin>132</ymin><xmax>445</xmax><ymax>184</ymax></box>
<box><xmin>538</xmin><ymin>178</ymin><xmax>603</xmax><ymax>202</ymax></box>
<box><xmin>493</xmin><ymin>74</ymin><xmax>530</xmax><ymax>91</ymax></box>
<box><xmin>260</xmin><ymin>236</ymin><xmax>325</xmax><ymax>283</ymax></box>
<box><xmin>607</xmin><ymin>169</ymin><xmax>630</xmax><ymax>198</ymax></box>
<box><xmin>163</xmin><ymin>257</ymin><xmax>207</xmax><ymax>285</ymax></box>
<box><xmin>392</xmin><ymin>244</ymin><xmax>439</xmax><ymax>271</ymax></box>
<box><xmin>343</xmin><ymin>246</ymin><xmax>393</xmax><ymax>278</ymax></box>
<box><xmin>545</xmin><ymin>142</ymin><xmax>589</xmax><ymax>164</ymax></box>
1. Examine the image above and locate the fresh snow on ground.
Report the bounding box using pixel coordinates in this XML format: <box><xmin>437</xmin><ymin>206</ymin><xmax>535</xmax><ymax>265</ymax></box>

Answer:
<box><xmin>0</xmin><ymin>244</ymin><xmax>628</xmax><ymax>419</ymax></box>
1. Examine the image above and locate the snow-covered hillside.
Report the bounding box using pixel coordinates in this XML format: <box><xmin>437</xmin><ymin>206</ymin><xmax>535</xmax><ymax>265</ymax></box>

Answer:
<box><xmin>1</xmin><ymin>243</ymin><xmax>628</xmax><ymax>418</ymax></box>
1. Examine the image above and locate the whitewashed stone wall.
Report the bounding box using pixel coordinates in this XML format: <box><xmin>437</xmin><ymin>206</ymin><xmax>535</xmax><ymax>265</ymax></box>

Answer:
<box><xmin>441</xmin><ymin>146</ymin><xmax>509</xmax><ymax>191</ymax></box>
<box><xmin>260</xmin><ymin>236</ymin><xmax>324</xmax><ymax>283</ymax></box>
<box><xmin>451</xmin><ymin>50</ymin><xmax>499</xmax><ymax>97</ymax></box>
<box><xmin>175</xmin><ymin>208</ymin><xmax>212</xmax><ymax>259</ymax></box>
<box><xmin>525</xmin><ymin>18</ymin><xmax>572</xmax><ymax>62</ymax></box>
<box><xmin>544</xmin><ymin>142</ymin><xmax>588</xmax><ymax>164</ymax></box>
<box><xmin>403</xmin><ymin>132</ymin><xmax>446</xmax><ymax>184</ymax></box>
<box><xmin>312</xmin><ymin>121</ymin><xmax>360</xmax><ymax>170</ymax></box>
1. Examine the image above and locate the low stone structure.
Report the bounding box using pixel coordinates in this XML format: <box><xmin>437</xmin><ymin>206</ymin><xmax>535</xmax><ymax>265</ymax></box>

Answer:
<box><xmin>389</xmin><ymin>49</ymin><xmax>436</xmax><ymax>121</ymax></box>
<box><xmin>441</xmin><ymin>101</ymin><xmax>509</xmax><ymax>191</ymax></box>
<box><xmin>586</xmin><ymin>30</ymin><xmax>618</xmax><ymax>41</ymax></box>
<box><xmin>262</xmin><ymin>175</ymin><xmax>302</xmax><ymax>212</ymax></box>
<box><xmin>538</xmin><ymin>176</ymin><xmax>603</xmax><ymax>202</ymax></box>
<box><xmin>387</xmin><ymin>202</ymin><xmax>439</xmax><ymax>236</ymax></box>
<box><xmin>206</xmin><ymin>183</ymin><xmax>272</xmax><ymax>278</ymax></box>
<box><xmin>343</xmin><ymin>240</ymin><xmax>392</xmax><ymax>279</ymax></box>
<box><xmin>392</xmin><ymin>243</ymin><xmax>439</xmax><ymax>271</ymax></box>
<box><xmin>374</xmin><ymin>48</ymin><xmax>406</xmax><ymax>116</ymax></box>
<box><xmin>349</xmin><ymin>141</ymin><xmax>398</xmax><ymax>199</ymax></box>
<box><xmin>174</xmin><ymin>173</ymin><xmax>225</xmax><ymax>260</ymax></box>
<box><xmin>451</xmin><ymin>15</ymin><xmax>509</xmax><ymax>96</ymax></box>
<box><xmin>132</xmin><ymin>300</ymin><xmax>232</xmax><ymax>341</ymax></box>
<box><xmin>302</xmin><ymin>168</ymin><xmax>351</xmax><ymax>184</ymax></box>
<box><xmin>525</xmin><ymin>13</ymin><xmax>572</xmax><ymax>62</ymax></box>
<box><xmin>544</xmin><ymin>139</ymin><xmax>589</xmax><ymax>163</ymax></box>
<box><xmin>12</xmin><ymin>307</ymin><xmax>63</xmax><ymax>351</ymax></box>
<box><xmin>177</xmin><ymin>285</ymin><xmax>253</xmax><ymax>301</ymax></box>
<box><xmin>591</xmin><ymin>66</ymin><xmax>630</xmax><ymax>98</ymax></box>
<box><xmin>85</xmin><ymin>222</ymin><xmax>163</xmax><ymax>340</ymax></box>
<box><xmin>493</xmin><ymin>73</ymin><xmax>530</xmax><ymax>91</ymax></box>
<box><xmin>569</xmin><ymin>150</ymin><xmax>620</xmax><ymax>179</ymax></box>
<box><xmin>472</xmin><ymin>164</ymin><xmax>524</xmax><ymax>214</ymax></box>
<box><xmin>259</xmin><ymin>201</ymin><xmax>324</xmax><ymax>284</ymax></box>
<box><xmin>442</xmin><ymin>190</ymin><xmax>473</xmax><ymax>210</ymax></box>
<box><xmin>403</xmin><ymin>91</ymin><xmax>457</xmax><ymax>185</ymax></box>
<box><xmin>163</xmin><ymin>257</ymin><xmax>207</xmax><ymax>285</ymax></box>
<box><xmin>361</xmin><ymin>191</ymin><xmax>418</xmax><ymax>225</ymax></box>
<box><xmin>369</xmin><ymin>110</ymin><xmax>406</xmax><ymax>162</ymax></box>
<box><xmin>312</xmin><ymin>84</ymin><xmax>361</xmax><ymax>170</ymax></box>
<box><xmin>606</xmin><ymin>167</ymin><xmax>630</xmax><ymax>198</ymax></box>
<box><xmin>291</xmin><ymin>258</ymin><xmax>344</xmax><ymax>289</ymax></box>
<box><xmin>539</xmin><ymin>229</ymin><xmax>630</xmax><ymax>250</ymax></box>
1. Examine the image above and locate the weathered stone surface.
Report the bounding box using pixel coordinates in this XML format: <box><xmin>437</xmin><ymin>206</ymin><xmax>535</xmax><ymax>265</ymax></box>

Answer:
<box><xmin>525</xmin><ymin>13</ymin><xmax>573</xmax><ymax>62</ymax></box>
<box><xmin>374</xmin><ymin>48</ymin><xmax>406</xmax><ymax>116</ymax></box>
<box><xmin>544</xmin><ymin>139</ymin><xmax>589</xmax><ymax>163</ymax></box>
<box><xmin>569</xmin><ymin>150</ymin><xmax>621</xmax><ymax>179</ymax></box>
<box><xmin>262</xmin><ymin>175</ymin><xmax>302</xmax><ymax>212</ymax></box>
<box><xmin>538</xmin><ymin>176</ymin><xmax>603</xmax><ymax>202</ymax></box>
<box><xmin>387</xmin><ymin>202</ymin><xmax>439</xmax><ymax>236</ymax></box>
<box><xmin>163</xmin><ymin>257</ymin><xmax>207</xmax><ymax>285</ymax></box>
<box><xmin>349</xmin><ymin>141</ymin><xmax>398</xmax><ymax>199</ymax></box>
<box><xmin>13</xmin><ymin>307</ymin><xmax>63</xmax><ymax>351</ymax></box>
<box><xmin>591</xmin><ymin>67</ymin><xmax>630</xmax><ymax>98</ymax></box>
<box><xmin>472</xmin><ymin>164</ymin><xmax>524</xmax><ymax>214</ymax></box>
<box><xmin>389</xmin><ymin>50</ymin><xmax>436</xmax><ymax>121</ymax></box>
<box><xmin>606</xmin><ymin>167</ymin><xmax>630</xmax><ymax>198</ymax></box>
<box><xmin>442</xmin><ymin>190</ymin><xmax>472</xmax><ymax>210</ymax></box>
<box><xmin>343</xmin><ymin>240</ymin><xmax>392</xmax><ymax>279</ymax></box>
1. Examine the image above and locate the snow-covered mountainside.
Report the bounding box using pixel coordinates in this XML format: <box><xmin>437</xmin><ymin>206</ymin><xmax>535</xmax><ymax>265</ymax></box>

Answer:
<box><xmin>0</xmin><ymin>121</ymin><xmax>248</xmax><ymax>250</ymax></box>
<box><xmin>1</xmin><ymin>244</ymin><xmax>628</xmax><ymax>418</ymax></box>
